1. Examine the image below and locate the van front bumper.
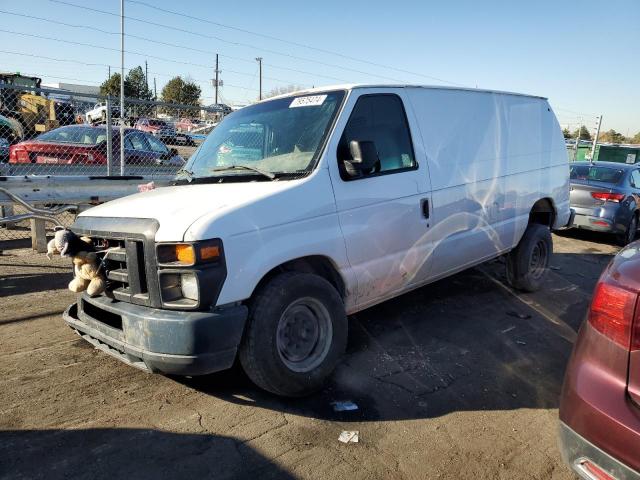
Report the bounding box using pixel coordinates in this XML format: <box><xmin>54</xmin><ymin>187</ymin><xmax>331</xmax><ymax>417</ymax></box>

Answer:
<box><xmin>63</xmin><ymin>294</ymin><xmax>247</xmax><ymax>376</ymax></box>
<box><xmin>559</xmin><ymin>422</ymin><xmax>640</xmax><ymax>480</ymax></box>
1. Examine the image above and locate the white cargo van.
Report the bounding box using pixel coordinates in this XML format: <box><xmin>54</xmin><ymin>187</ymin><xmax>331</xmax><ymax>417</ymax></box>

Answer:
<box><xmin>64</xmin><ymin>85</ymin><xmax>571</xmax><ymax>396</ymax></box>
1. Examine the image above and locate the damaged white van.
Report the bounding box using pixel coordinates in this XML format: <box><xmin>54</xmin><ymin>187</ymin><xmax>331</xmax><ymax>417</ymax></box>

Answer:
<box><xmin>64</xmin><ymin>85</ymin><xmax>571</xmax><ymax>396</ymax></box>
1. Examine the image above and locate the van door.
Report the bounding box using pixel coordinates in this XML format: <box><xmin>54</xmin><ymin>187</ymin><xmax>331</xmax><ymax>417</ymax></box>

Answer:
<box><xmin>328</xmin><ymin>90</ymin><xmax>433</xmax><ymax>309</ymax></box>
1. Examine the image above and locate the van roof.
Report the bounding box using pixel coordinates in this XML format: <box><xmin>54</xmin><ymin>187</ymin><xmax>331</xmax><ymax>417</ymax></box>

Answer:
<box><xmin>265</xmin><ymin>84</ymin><xmax>547</xmax><ymax>101</ymax></box>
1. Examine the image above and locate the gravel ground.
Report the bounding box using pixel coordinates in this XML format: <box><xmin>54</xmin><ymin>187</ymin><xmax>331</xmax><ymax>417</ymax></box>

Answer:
<box><xmin>0</xmin><ymin>230</ymin><xmax>620</xmax><ymax>479</ymax></box>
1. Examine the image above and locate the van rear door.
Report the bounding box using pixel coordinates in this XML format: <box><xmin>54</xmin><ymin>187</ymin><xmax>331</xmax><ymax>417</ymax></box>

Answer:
<box><xmin>327</xmin><ymin>89</ymin><xmax>433</xmax><ymax>309</ymax></box>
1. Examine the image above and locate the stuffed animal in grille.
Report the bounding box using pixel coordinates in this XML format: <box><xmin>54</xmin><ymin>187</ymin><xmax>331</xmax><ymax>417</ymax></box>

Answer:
<box><xmin>47</xmin><ymin>227</ymin><xmax>106</xmax><ymax>297</ymax></box>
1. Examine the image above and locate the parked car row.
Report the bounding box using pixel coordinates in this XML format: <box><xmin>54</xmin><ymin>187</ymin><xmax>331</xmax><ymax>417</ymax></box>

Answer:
<box><xmin>8</xmin><ymin>124</ymin><xmax>184</xmax><ymax>166</ymax></box>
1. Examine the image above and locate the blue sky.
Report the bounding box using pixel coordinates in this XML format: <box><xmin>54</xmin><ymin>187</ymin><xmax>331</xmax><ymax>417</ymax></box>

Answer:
<box><xmin>1</xmin><ymin>0</ymin><xmax>638</xmax><ymax>134</ymax></box>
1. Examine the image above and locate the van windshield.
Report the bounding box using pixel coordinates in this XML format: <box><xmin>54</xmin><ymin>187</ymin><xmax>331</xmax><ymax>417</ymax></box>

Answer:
<box><xmin>184</xmin><ymin>90</ymin><xmax>345</xmax><ymax>180</ymax></box>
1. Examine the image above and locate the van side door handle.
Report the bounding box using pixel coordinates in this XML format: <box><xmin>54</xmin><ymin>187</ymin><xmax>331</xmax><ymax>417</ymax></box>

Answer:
<box><xmin>421</xmin><ymin>198</ymin><xmax>430</xmax><ymax>219</ymax></box>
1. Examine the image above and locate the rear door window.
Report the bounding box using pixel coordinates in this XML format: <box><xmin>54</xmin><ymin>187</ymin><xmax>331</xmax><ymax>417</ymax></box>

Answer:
<box><xmin>125</xmin><ymin>132</ymin><xmax>150</xmax><ymax>151</ymax></box>
<box><xmin>146</xmin><ymin>135</ymin><xmax>168</xmax><ymax>154</ymax></box>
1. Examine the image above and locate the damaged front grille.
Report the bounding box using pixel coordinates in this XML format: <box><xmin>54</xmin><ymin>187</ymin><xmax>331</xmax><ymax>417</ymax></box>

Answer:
<box><xmin>94</xmin><ymin>237</ymin><xmax>150</xmax><ymax>305</ymax></box>
<box><xmin>71</xmin><ymin>216</ymin><xmax>161</xmax><ymax>308</ymax></box>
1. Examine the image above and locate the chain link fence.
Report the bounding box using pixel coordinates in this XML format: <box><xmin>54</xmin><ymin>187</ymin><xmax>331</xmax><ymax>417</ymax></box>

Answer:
<box><xmin>0</xmin><ymin>82</ymin><xmax>226</xmax><ymax>245</ymax></box>
<box><xmin>0</xmin><ymin>83</ymin><xmax>225</xmax><ymax>177</ymax></box>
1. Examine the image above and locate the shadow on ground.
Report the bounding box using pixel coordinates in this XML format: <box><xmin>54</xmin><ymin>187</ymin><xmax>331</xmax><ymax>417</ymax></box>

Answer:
<box><xmin>0</xmin><ymin>271</ymin><xmax>70</xmax><ymax>298</ymax></box>
<box><xmin>181</xmin><ymin>251</ymin><xmax>615</xmax><ymax>423</ymax></box>
<box><xmin>554</xmin><ymin>227</ymin><xmax>622</xmax><ymax>246</ymax></box>
<box><xmin>0</xmin><ymin>428</ymin><xmax>297</xmax><ymax>480</ymax></box>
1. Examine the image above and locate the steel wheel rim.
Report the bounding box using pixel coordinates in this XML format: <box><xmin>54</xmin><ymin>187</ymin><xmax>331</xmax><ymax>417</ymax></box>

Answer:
<box><xmin>529</xmin><ymin>240</ymin><xmax>548</xmax><ymax>280</ymax></box>
<box><xmin>276</xmin><ymin>297</ymin><xmax>333</xmax><ymax>373</ymax></box>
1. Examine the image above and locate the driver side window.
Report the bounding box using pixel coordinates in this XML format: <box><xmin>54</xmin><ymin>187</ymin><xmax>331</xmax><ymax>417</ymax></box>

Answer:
<box><xmin>338</xmin><ymin>94</ymin><xmax>416</xmax><ymax>181</ymax></box>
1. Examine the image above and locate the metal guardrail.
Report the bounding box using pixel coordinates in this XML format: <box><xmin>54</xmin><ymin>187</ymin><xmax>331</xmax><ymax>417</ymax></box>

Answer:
<box><xmin>0</xmin><ymin>175</ymin><xmax>173</xmax><ymax>251</ymax></box>
<box><xmin>0</xmin><ymin>175</ymin><xmax>173</xmax><ymax>205</ymax></box>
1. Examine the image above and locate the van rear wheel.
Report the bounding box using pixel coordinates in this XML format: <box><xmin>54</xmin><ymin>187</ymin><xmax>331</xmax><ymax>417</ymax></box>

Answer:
<box><xmin>239</xmin><ymin>272</ymin><xmax>347</xmax><ymax>397</ymax></box>
<box><xmin>506</xmin><ymin>223</ymin><xmax>552</xmax><ymax>292</ymax></box>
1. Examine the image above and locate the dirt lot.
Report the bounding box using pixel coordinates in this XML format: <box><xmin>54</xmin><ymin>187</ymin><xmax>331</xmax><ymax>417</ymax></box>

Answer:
<box><xmin>0</xmin><ymin>230</ymin><xmax>620</xmax><ymax>480</ymax></box>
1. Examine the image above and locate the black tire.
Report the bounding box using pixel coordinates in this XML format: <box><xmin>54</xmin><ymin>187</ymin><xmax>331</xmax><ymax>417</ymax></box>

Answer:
<box><xmin>617</xmin><ymin>213</ymin><xmax>638</xmax><ymax>246</ymax></box>
<box><xmin>239</xmin><ymin>272</ymin><xmax>347</xmax><ymax>397</ymax></box>
<box><xmin>506</xmin><ymin>223</ymin><xmax>552</xmax><ymax>292</ymax></box>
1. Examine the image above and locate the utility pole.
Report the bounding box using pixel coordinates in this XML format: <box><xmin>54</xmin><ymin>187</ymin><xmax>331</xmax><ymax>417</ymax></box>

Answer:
<box><xmin>574</xmin><ymin>116</ymin><xmax>583</xmax><ymax>161</ymax></box>
<box><xmin>214</xmin><ymin>54</ymin><xmax>220</xmax><ymax>105</ymax></box>
<box><xmin>145</xmin><ymin>60</ymin><xmax>149</xmax><ymax>93</ymax></box>
<box><xmin>153</xmin><ymin>77</ymin><xmax>158</xmax><ymax>117</ymax></box>
<box><xmin>591</xmin><ymin>115</ymin><xmax>603</xmax><ymax>162</ymax></box>
<box><xmin>255</xmin><ymin>57</ymin><xmax>263</xmax><ymax>101</ymax></box>
<box><xmin>108</xmin><ymin>65</ymin><xmax>111</xmax><ymax>79</ymax></box>
<box><xmin>120</xmin><ymin>0</ymin><xmax>125</xmax><ymax>176</ymax></box>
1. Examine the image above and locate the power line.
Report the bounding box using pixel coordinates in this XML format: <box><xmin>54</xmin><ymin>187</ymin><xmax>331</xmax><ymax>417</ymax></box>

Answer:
<box><xmin>0</xmin><ymin>9</ymin><xmax>337</xmax><ymax>83</ymax></box>
<box><xmin>0</xmin><ymin>46</ymin><xmax>299</xmax><ymax>92</ymax></box>
<box><xmin>126</xmin><ymin>0</ymin><xmax>464</xmax><ymax>86</ymax></box>
<box><xmin>0</xmin><ymin>29</ymin><xmax>293</xmax><ymax>86</ymax></box>
<box><xmin>553</xmin><ymin>106</ymin><xmax>598</xmax><ymax>117</ymax></box>
<box><xmin>46</xmin><ymin>0</ymin><xmax>444</xmax><ymax>85</ymax></box>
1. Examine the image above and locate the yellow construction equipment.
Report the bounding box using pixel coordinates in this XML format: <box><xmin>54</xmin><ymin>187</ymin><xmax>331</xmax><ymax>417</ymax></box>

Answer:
<box><xmin>0</xmin><ymin>73</ymin><xmax>74</xmax><ymax>137</ymax></box>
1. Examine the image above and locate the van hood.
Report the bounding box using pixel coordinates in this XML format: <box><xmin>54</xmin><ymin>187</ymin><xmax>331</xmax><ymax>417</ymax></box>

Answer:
<box><xmin>78</xmin><ymin>180</ymin><xmax>300</xmax><ymax>241</ymax></box>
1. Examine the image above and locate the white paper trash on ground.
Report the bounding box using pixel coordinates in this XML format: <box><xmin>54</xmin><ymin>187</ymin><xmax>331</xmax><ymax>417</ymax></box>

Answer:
<box><xmin>338</xmin><ymin>431</ymin><xmax>359</xmax><ymax>443</ymax></box>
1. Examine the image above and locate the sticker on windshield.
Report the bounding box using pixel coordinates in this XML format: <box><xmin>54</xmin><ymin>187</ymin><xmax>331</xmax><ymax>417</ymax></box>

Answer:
<box><xmin>289</xmin><ymin>95</ymin><xmax>327</xmax><ymax>108</ymax></box>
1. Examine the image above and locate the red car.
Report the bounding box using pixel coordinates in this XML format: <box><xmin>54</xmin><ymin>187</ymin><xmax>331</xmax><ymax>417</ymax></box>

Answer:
<box><xmin>559</xmin><ymin>243</ymin><xmax>640</xmax><ymax>479</ymax></box>
<box><xmin>135</xmin><ymin>118</ymin><xmax>194</xmax><ymax>146</ymax></box>
<box><xmin>9</xmin><ymin>125</ymin><xmax>184</xmax><ymax>166</ymax></box>
<box><xmin>175</xmin><ymin>117</ymin><xmax>203</xmax><ymax>132</ymax></box>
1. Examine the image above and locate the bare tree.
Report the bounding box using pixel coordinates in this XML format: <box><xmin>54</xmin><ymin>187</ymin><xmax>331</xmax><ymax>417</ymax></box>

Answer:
<box><xmin>264</xmin><ymin>85</ymin><xmax>305</xmax><ymax>99</ymax></box>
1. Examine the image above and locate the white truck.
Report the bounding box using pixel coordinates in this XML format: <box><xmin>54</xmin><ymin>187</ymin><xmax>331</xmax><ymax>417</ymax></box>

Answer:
<box><xmin>85</xmin><ymin>102</ymin><xmax>120</xmax><ymax>124</ymax></box>
<box><xmin>64</xmin><ymin>84</ymin><xmax>571</xmax><ymax>396</ymax></box>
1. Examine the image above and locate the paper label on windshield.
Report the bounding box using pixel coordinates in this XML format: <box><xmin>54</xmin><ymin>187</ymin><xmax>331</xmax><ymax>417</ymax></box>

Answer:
<box><xmin>289</xmin><ymin>95</ymin><xmax>327</xmax><ymax>108</ymax></box>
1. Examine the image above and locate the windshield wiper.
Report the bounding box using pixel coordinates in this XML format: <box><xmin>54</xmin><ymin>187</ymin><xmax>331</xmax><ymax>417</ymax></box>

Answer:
<box><xmin>210</xmin><ymin>165</ymin><xmax>276</xmax><ymax>180</ymax></box>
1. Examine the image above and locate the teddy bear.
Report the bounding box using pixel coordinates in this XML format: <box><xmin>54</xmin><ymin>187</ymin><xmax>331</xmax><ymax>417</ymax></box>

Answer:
<box><xmin>47</xmin><ymin>227</ymin><xmax>106</xmax><ymax>297</ymax></box>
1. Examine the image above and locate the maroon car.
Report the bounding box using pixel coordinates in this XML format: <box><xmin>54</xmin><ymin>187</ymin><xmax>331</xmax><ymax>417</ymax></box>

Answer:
<box><xmin>9</xmin><ymin>125</ymin><xmax>183</xmax><ymax>166</ymax></box>
<box><xmin>559</xmin><ymin>243</ymin><xmax>640</xmax><ymax>479</ymax></box>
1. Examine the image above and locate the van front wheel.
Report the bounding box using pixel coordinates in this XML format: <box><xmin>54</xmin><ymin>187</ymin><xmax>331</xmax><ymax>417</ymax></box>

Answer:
<box><xmin>506</xmin><ymin>223</ymin><xmax>552</xmax><ymax>292</ymax></box>
<box><xmin>239</xmin><ymin>272</ymin><xmax>347</xmax><ymax>397</ymax></box>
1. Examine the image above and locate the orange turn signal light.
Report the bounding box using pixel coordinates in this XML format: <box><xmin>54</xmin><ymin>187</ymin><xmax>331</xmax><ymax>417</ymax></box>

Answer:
<box><xmin>157</xmin><ymin>240</ymin><xmax>222</xmax><ymax>266</ymax></box>
<box><xmin>200</xmin><ymin>245</ymin><xmax>220</xmax><ymax>261</ymax></box>
<box><xmin>175</xmin><ymin>244</ymin><xmax>196</xmax><ymax>264</ymax></box>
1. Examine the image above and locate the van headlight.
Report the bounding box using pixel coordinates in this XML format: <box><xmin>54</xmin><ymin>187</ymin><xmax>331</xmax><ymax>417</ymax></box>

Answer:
<box><xmin>180</xmin><ymin>273</ymin><xmax>198</xmax><ymax>300</ymax></box>
<box><xmin>159</xmin><ymin>272</ymin><xmax>199</xmax><ymax>306</ymax></box>
<box><xmin>156</xmin><ymin>239</ymin><xmax>225</xmax><ymax>309</ymax></box>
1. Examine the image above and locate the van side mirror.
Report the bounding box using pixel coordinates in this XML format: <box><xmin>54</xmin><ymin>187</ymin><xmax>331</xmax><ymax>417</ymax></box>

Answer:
<box><xmin>344</xmin><ymin>140</ymin><xmax>379</xmax><ymax>177</ymax></box>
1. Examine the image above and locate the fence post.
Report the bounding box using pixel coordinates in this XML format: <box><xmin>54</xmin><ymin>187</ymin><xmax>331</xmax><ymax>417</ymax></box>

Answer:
<box><xmin>30</xmin><ymin>218</ymin><xmax>47</xmax><ymax>253</ymax></box>
<box><xmin>106</xmin><ymin>95</ymin><xmax>113</xmax><ymax>176</ymax></box>
<box><xmin>1</xmin><ymin>205</ymin><xmax>16</xmax><ymax>229</ymax></box>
